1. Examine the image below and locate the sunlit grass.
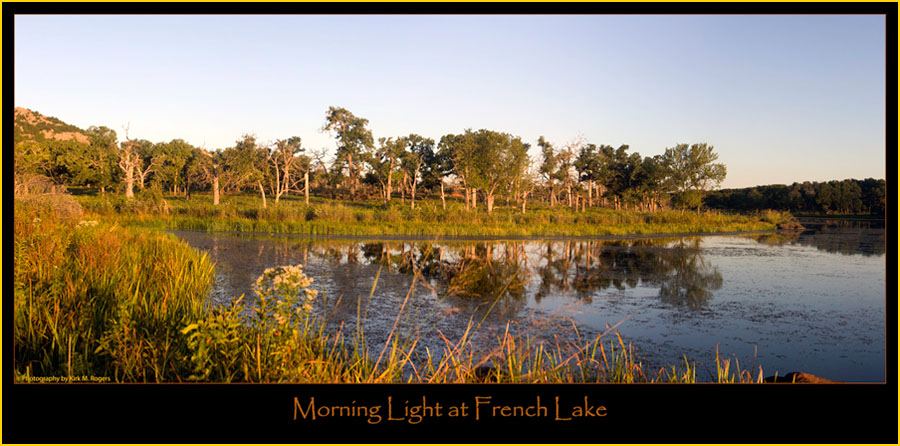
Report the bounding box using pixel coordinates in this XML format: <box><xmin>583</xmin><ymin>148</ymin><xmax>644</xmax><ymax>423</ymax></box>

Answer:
<box><xmin>73</xmin><ymin>189</ymin><xmax>776</xmax><ymax>237</ymax></box>
<box><xmin>14</xmin><ymin>200</ymin><xmax>214</xmax><ymax>382</ymax></box>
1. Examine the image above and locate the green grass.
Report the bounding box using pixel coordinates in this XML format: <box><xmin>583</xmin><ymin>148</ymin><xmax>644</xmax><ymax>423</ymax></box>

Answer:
<box><xmin>72</xmin><ymin>189</ymin><xmax>777</xmax><ymax>237</ymax></box>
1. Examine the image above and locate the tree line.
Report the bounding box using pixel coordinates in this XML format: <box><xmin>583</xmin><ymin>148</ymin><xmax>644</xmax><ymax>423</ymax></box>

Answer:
<box><xmin>705</xmin><ymin>179</ymin><xmax>886</xmax><ymax>216</ymax></box>
<box><xmin>16</xmin><ymin>106</ymin><xmax>739</xmax><ymax>214</ymax></box>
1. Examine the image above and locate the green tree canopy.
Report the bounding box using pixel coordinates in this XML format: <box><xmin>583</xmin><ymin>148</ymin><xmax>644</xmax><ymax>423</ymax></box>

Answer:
<box><xmin>322</xmin><ymin>106</ymin><xmax>374</xmax><ymax>198</ymax></box>
<box><xmin>662</xmin><ymin>143</ymin><xmax>727</xmax><ymax>214</ymax></box>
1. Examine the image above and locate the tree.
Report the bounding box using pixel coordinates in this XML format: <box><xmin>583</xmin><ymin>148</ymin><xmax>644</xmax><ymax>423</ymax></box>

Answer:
<box><xmin>518</xmin><ymin>158</ymin><xmax>540</xmax><ymax>214</ymax></box>
<box><xmin>185</xmin><ymin>147</ymin><xmax>224</xmax><ymax>205</ymax></box>
<box><xmin>556</xmin><ymin>136</ymin><xmax>584</xmax><ymax>208</ymax></box>
<box><xmin>322</xmin><ymin>106</ymin><xmax>374</xmax><ymax>199</ymax></box>
<box><xmin>130</xmin><ymin>139</ymin><xmax>161</xmax><ymax>191</ymax></box>
<box><xmin>152</xmin><ymin>139</ymin><xmax>194</xmax><ymax>194</ymax></box>
<box><xmin>437</xmin><ymin>131</ymin><xmax>479</xmax><ymax>211</ymax></box>
<box><xmin>467</xmin><ymin>129</ymin><xmax>530</xmax><ymax>214</ymax></box>
<box><xmin>268</xmin><ymin>136</ymin><xmax>303</xmax><ymax>204</ymax></box>
<box><xmin>662</xmin><ymin>143</ymin><xmax>727</xmax><ymax>214</ymax></box>
<box><xmin>538</xmin><ymin>136</ymin><xmax>559</xmax><ymax>207</ymax></box>
<box><xmin>428</xmin><ymin>139</ymin><xmax>455</xmax><ymax>210</ymax></box>
<box><xmin>574</xmin><ymin>143</ymin><xmax>609</xmax><ymax>208</ymax></box>
<box><xmin>366</xmin><ymin>136</ymin><xmax>407</xmax><ymax>203</ymax></box>
<box><xmin>14</xmin><ymin>140</ymin><xmax>53</xmax><ymax>194</ymax></box>
<box><xmin>637</xmin><ymin>155</ymin><xmax>670</xmax><ymax>211</ymax></box>
<box><xmin>604</xmin><ymin>145</ymin><xmax>639</xmax><ymax>210</ymax></box>
<box><xmin>220</xmin><ymin>134</ymin><xmax>269</xmax><ymax>206</ymax></box>
<box><xmin>78</xmin><ymin>125</ymin><xmax>119</xmax><ymax>195</ymax></box>
<box><xmin>115</xmin><ymin>124</ymin><xmax>150</xmax><ymax>199</ymax></box>
<box><xmin>400</xmin><ymin>134</ymin><xmax>435</xmax><ymax>210</ymax></box>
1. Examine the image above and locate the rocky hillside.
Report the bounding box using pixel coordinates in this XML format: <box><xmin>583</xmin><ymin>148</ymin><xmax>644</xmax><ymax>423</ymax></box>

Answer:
<box><xmin>14</xmin><ymin>107</ymin><xmax>90</xmax><ymax>144</ymax></box>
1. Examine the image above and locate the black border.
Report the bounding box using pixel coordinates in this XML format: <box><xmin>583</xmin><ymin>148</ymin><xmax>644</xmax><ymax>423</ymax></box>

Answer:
<box><xmin>4</xmin><ymin>3</ymin><xmax>896</xmax><ymax>444</ymax></box>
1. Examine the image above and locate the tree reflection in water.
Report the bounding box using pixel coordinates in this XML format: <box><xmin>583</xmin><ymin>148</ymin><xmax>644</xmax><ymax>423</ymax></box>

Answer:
<box><xmin>749</xmin><ymin>219</ymin><xmax>885</xmax><ymax>257</ymax></box>
<box><xmin>302</xmin><ymin>237</ymin><xmax>724</xmax><ymax>310</ymax></box>
<box><xmin>656</xmin><ymin>240</ymin><xmax>723</xmax><ymax>309</ymax></box>
<box><xmin>536</xmin><ymin>238</ymin><xmax>722</xmax><ymax>308</ymax></box>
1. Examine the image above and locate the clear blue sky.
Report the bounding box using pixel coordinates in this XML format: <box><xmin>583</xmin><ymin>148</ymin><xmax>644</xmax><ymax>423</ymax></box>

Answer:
<box><xmin>14</xmin><ymin>15</ymin><xmax>886</xmax><ymax>188</ymax></box>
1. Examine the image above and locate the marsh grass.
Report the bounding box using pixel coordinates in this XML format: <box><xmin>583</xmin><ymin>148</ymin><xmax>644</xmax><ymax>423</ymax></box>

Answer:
<box><xmin>73</xmin><ymin>191</ymin><xmax>775</xmax><ymax>237</ymax></box>
<box><xmin>14</xmin><ymin>200</ymin><xmax>214</xmax><ymax>382</ymax></box>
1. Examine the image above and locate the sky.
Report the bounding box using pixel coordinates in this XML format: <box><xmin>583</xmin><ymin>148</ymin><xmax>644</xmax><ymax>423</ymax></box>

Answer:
<box><xmin>14</xmin><ymin>14</ymin><xmax>886</xmax><ymax>189</ymax></box>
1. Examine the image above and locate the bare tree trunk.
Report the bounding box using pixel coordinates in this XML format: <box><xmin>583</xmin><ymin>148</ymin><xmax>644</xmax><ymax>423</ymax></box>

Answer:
<box><xmin>124</xmin><ymin>167</ymin><xmax>135</xmax><ymax>199</ymax></box>
<box><xmin>587</xmin><ymin>180</ymin><xmax>592</xmax><ymax>207</ymax></box>
<box><xmin>258</xmin><ymin>181</ymin><xmax>267</xmax><ymax>208</ymax></box>
<box><xmin>213</xmin><ymin>176</ymin><xmax>220</xmax><ymax>206</ymax></box>
<box><xmin>283</xmin><ymin>164</ymin><xmax>290</xmax><ymax>201</ymax></box>
<box><xmin>304</xmin><ymin>170</ymin><xmax>310</xmax><ymax>205</ymax></box>
<box><xmin>521</xmin><ymin>192</ymin><xmax>527</xmax><ymax>214</ymax></box>
<box><xmin>464</xmin><ymin>185</ymin><xmax>470</xmax><ymax>211</ymax></box>
<box><xmin>273</xmin><ymin>166</ymin><xmax>281</xmax><ymax>204</ymax></box>
<box><xmin>347</xmin><ymin>153</ymin><xmax>356</xmax><ymax>199</ymax></box>
<box><xmin>387</xmin><ymin>164</ymin><xmax>393</xmax><ymax>202</ymax></box>
<box><xmin>440</xmin><ymin>181</ymin><xmax>446</xmax><ymax>210</ymax></box>
<box><xmin>401</xmin><ymin>172</ymin><xmax>406</xmax><ymax>203</ymax></box>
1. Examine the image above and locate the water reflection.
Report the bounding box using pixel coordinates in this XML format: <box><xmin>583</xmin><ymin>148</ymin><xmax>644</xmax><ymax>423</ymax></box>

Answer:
<box><xmin>657</xmin><ymin>242</ymin><xmax>723</xmax><ymax>309</ymax></box>
<box><xmin>284</xmin><ymin>238</ymin><xmax>725</xmax><ymax>310</ymax></box>
<box><xmin>751</xmin><ymin>220</ymin><xmax>885</xmax><ymax>256</ymax></box>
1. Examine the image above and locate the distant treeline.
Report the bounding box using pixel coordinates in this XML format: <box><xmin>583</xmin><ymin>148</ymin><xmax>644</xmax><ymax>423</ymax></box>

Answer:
<box><xmin>705</xmin><ymin>178</ymin><xmax>885</xmax><ymax>216</ymax></box>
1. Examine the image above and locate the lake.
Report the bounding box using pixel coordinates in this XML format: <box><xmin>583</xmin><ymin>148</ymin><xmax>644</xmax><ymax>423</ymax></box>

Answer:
<box><xmin>172</xmin><ymin>219</ymin><xmax>886</xmax><ymax>382</ymax></box>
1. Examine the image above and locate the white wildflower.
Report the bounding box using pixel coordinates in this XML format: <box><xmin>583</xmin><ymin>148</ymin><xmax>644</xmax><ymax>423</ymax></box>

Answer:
<box><xmin>253</xmin><ymin>264</ymin><xmax>317</xmax><ymax>315</ymax></box>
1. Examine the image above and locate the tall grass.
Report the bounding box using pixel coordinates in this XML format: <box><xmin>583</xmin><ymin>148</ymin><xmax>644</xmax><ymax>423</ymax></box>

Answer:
<box><xmin>74</xmin><ymin>191</ymin><xmax>776</xmax><ymax>237</ymax></box>
<box><xmin>14</xmin><ymin>200</ymin><xmax>214</xmax><ymax>382</ymax></box>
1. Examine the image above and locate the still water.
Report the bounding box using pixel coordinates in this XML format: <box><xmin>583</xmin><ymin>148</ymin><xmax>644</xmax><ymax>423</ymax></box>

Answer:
<box><xmin>172</xmin><ymin>219</ymin><xmax>886</xmax><ymax>382</ymax></box>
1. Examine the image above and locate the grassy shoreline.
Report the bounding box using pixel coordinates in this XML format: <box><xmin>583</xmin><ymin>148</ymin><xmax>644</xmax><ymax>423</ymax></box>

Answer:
<box><xmin>73</xmin><ymin>190</ymin><xmax>779</xmax><ymax>237</ymax></box>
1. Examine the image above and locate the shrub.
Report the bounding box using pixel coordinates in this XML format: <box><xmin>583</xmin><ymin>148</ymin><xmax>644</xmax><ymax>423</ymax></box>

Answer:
<box><xmin>757</xmin><ymin>209</ymin><xmax>794</xmax><ymax>225</ymax></box>
<box><xmin>17</xmin><ymin>192</ymin><xmax>83</xmax><ymax>221</ymax></box>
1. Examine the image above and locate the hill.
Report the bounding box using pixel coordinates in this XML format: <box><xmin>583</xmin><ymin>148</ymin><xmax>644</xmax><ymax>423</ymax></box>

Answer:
<box><xmin>14</xmin><ymin>107</ymin><xmax>90</xmax><ymax>144</ymax></box>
